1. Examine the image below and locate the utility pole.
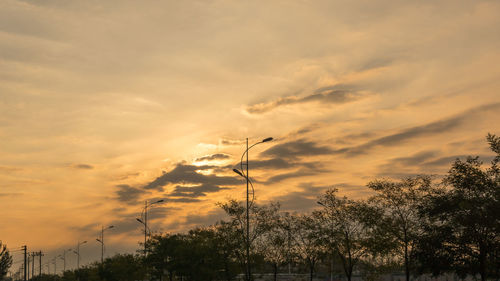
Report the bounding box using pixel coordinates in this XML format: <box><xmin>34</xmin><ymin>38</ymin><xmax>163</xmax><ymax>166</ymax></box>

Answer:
<box><xmin>38</xmin><ymin>251</ymin><xmax>43</xmax><ymax>277</ymax></box>
<box><xmin>27</xmin><ymin>253</ymin><xmax>30</xmax><ymax>280</ymax></box>
<box><xmin>22</xmin><ymin>245</ymin><xmax>27</xmax><ymax>281</ymax></box>
<box><xmin>31</xmin><ymin>252</ymin><xmax>35</xmax><ymax>280</ymax></box>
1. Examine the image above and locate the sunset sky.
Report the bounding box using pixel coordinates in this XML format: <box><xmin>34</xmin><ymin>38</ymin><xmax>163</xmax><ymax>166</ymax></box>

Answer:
<box><xmin>1</xmin><ymin>0</ymin><xmax>500</xmax><ymax>273</ymax></box>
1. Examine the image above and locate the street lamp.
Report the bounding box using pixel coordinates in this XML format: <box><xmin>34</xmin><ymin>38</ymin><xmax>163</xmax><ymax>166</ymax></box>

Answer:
<box><xmin>136</xmin><ymin>199</ymin><xmax>164</xmax><ymax>255</ymax></box>
<box><xmin>96</xmin><ymin>225</ymin><xmax>114</xmax><ymax>263</ymax></box>
<box><xmin>233</xmin><ymin>137</ymin><xmax>273</xmax><ymax>281</ymax></box>
<box><xmin>59</xmin><ymin>249</ymin><xmax>71</xmax><ymax>273</ymax></box>
<box><xmin>72</xmin><ymin>241</ymin><xmax>87</xmax><ymax>270</ymax></box>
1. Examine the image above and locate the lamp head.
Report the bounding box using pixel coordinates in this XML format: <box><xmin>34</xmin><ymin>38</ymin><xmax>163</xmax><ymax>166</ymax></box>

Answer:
<box><xmin>262</xmin><ymin>137</ymin><xmax>273</xmax><ymax>143</ymax></box>
<box><xmin>136</xmin><ymin>218</ymin><xmax>144</xmax><ymax>224</ymax></box>
<box><xmin>233</xmin><ymin>169</ymin><xmax>244</xmax><ymax>177</ymax></box>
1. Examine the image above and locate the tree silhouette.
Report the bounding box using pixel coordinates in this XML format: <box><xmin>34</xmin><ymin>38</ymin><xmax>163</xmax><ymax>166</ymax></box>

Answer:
<box><xmin>317</xmin><ymin>189</ymin><xmax>371</xmax><ymax>281</ymax></box>
<box><xmin>367</xmin><ymin>175</ymin><xmax>435</xmax><ymax>281</ymax></box>
<box><xmin>415</xmin><ymin>134</ymin><xmax>500</xmax><ymax>281</ymax></box>
<box><xmin>290</xmin><ymin>212</ymin><xmax>324</xmax><ymax>281</ymax></box>
<box><xmin>0</xmin><ymin>241</ymin><xmax>12</xmax><ymax>280</ymax></box>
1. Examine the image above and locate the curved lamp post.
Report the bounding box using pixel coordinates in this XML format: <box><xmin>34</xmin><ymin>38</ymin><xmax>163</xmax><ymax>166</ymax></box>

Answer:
<box><xmin>72</xmin><ymin>241</ymin><xmax>87</xmax><ymax>270</ymax></box>
<box><xmin>233</xmin><ymin>137</ymin><xmax>273</xmax><ymax>281</ymax></box>
<box><xmin>96</xmin><ymin>225</ymin><xmax>114</xmax><ymax>263</ymax></box>
<box><xmin>136</xmin><ymin>199</ymin><xmax>164</xmax><ymax>255</ymax></box>
<box><xmin>136</xmin><ymin>199</ymin><xmax>164</xmax><ymax>281</ymax></box>
<box><xmin>59</xmin><ymin>249</ymin><xmax>71</xmax><ymax>273</ymax></box>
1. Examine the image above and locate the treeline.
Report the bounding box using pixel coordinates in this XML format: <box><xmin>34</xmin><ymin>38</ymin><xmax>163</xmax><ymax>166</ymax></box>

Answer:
<box><xmin>8</xmin><ymin>134</ymin><xmax>500</xmax><ymax>281</ymax></box>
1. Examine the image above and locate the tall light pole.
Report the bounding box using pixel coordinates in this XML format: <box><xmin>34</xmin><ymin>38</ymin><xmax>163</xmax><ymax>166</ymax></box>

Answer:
<box><xmin>136</xmin><ymin>199</ymin><xmax>164</xmax><ymax>255</ymax></box>
<box><xmin>136</xmin><ymin>199</ymin><xmax>164</xmax><ymax>281</ymax></box>
<box><xmin>73</xmin><ymin>240</ymin><xmax>87</xmax><ymax>270</ymax></box>
<box><xmin>233</xmin><ymin>137</ymin><xmax>273</xmax><ymax>281</ymax></box>
<box><xmin>59</xmin><ymin>249</ymin><xmax>71</xmax><ymax>273</ymax></box>
<box><xmin>96</xmin><ymin>225</ymin><xmax>114</xmax><ymax>263</ymax></box>
<box><xmin>30</xmin><ymin>252</ymin><xmax>35</xmax><ymax>280</ymax></box>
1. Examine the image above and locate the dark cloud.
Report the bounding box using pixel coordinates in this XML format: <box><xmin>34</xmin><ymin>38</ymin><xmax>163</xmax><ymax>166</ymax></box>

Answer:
<box><xmin>423</xmin><ymin>154</ymin><xmax>494</xmax><ymax>168</ymax></box>
<box><xmin>378</xmin><ymin>152</ymin><xmax>495</xmax><ymax>174</ymax></box>
<box><xmin>332</xmin><ymin>103</ymin><xmax>500</xmax><ymax>156</ymax></box>
<box><xmin>381</xmin><ymin>150</ymin><xmax>438</xmax><ymax>168</ymax></box>
<box><xmin>147</xmin><ymin>206</ymin><xmax>180</xmax><ymax>221</ymax></box>
<box><xmin>164</xmin><ymin>197</ymin><xmax>201</xmax><ymax>203</ymax></box>
<box><xmin>71</xmin><ymin>163</ymin><xmax>94</xmax><ymax>169</ymax></box>
<box><xmin>169</xmin><ymin>183</ymin><xmax>229</xmax><ymax>198</ymax></box>
<box><xmin>246</xmin><ymin>85</ymin><xmax>365</xmax><ymax>114</ymax></box>
<box><xmin>111</xmin><ymin>219</ymin><xmax>142</xmax><ymax>236</ymax></box>
<box><xmin>144</xmin><ymin>163</ymin><xmax>239</xmax><ymax>191</ymax></box>
<box><xmin>195</xmin><ymin>153</ymin><xmax>231</xmax><ymax>162</ymax></box>
<box><xmin>261</xmin><ymin>139</ymin><xmax>333</xmax><ymax>160</ymax></box>
<box><xmin>220</xmin><ymin>138</ymin><xmax>245</xmax><ymax>146</ymax></box>
<box><xmin>334</xmin><ymin>131</ymin><xmax>377</xmax><ymax>145</ymax></box>
<box><xmin>0</xmin><ymin>192</ymin><xmax>23</xmax><ymax>197</ymax></box>
<box><xmin>263</xmin><ymin>169</ymin><xmax>319</xmax><ymax>185</ymax></box>
<box><xmin>357</xmin><ymin>57</ymin><xmax>395</xmax><ymax>72</ymax></box>
<box><xmin>0</xmin><ymin>166</ymin><xmax>22</xmax><ymax>173</ymax></box>
<box><xmin>67</xmin><ymin>222</ymin><xmax>102</xmax><ymax>237</ymax></box>
<box><xmin>115</xmin><ymin>184</ymin><xmax>148</xmax><ymax>204</ymax></box>
<box><xmin>113</xmin><ymin>172</ymin><xmax>141</xmax><ymax>181</ymax></box>
<box><xmin>142</xmin><ymin>163</ymin><xmax>240</xmax><ymax>202</ymax></box>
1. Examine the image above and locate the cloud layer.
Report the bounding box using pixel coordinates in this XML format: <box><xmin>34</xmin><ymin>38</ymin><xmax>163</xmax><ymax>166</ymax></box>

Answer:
<box><xmin>246</xmin><ymin>85</ymin><xmax>366</xmax><ymax>114</ymax></box>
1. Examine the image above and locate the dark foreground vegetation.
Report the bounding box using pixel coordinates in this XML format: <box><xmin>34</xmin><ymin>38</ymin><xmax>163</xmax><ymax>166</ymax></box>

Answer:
<box><xmin>3</xmin><ymin>134</ymin><xmax>499</xmax><ymax>281</ymax></box>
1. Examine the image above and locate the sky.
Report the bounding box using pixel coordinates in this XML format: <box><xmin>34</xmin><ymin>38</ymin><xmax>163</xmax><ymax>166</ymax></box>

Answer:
<box><xmin>1</xmin><ymin>0</ymin><xmax>500</xmax><ymax>274</ymax></box>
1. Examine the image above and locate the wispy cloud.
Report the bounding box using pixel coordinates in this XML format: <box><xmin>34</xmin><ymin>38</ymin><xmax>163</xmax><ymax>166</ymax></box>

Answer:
<box><xmin>0</xmin><ymin>192</ymin><xmax>24</xmax><ymax>197</ymax></box>
<box><xmin>261</xmin><ymin>139</ymin><xmax>333</xmax><ymax>160</ymax></box>
<box><xmin>194</xmin><ymin>153</ymin><xmax>231</xmax><ymax>162</ymax></box>
<box><xmin>246</xmin><ymin>85</ymin><xmax>366</xmax><ymax>114</ymax></box>
<box><xmin>70</xmin><ymin>163</ymin><xmax>94</xmax><ymax>170</ymax></box>
<box><xmin>381</xmin><ymin>150</ymin><xmax>439</xmax><ymax>168</ymax></box>
<box><xmin>169</xmin><ymin>183</ymin><xmax>230</xmax><ymax>198</ymax></box>
<box><xmin>262</xmin><ymin>169</ymin><xmax>319</xmax><ymax>185</ymax></box>
<box><xmin>115</xmin><ymin>184</ymin><xmax>148</xmax><ymax>204</ymax></box>
<box><xmin>332</xmin><ymin>103</ymin><xmax>500</xmax><ymax>156</ymax></box>
<box><xmin>220</xmin><ymin>138</ymin><xmax>245</xmax><ymax>146</ymax></box>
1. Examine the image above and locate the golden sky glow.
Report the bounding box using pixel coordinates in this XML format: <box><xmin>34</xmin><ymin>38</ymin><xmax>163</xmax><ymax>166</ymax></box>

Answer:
<box><xmin>1</xmin><ymin>0</ymin><xmax>500</xmax><ymax>270</ymax></box>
